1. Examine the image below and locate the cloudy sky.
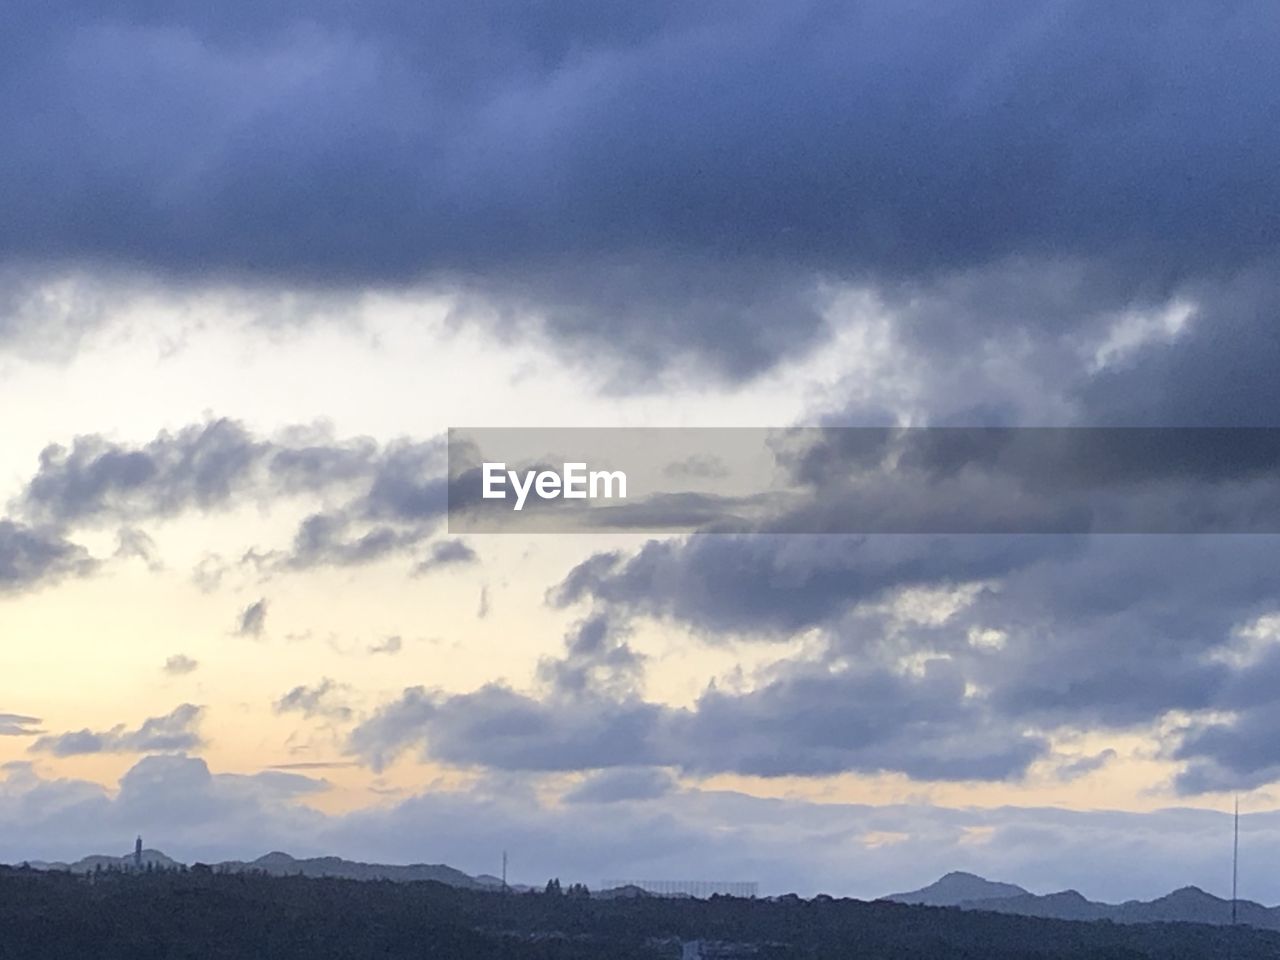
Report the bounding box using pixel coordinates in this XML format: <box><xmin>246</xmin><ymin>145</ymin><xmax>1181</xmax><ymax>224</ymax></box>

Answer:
<box><xmin>4</xmin><ymin>0</ymin><xmax>1280</xmax><ymax>903</ymax></box>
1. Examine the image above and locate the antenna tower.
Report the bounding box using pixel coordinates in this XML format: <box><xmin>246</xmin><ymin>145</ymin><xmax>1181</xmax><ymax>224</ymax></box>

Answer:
<box><xmin>1232</xmin><ymin>795</ymin><xmax>1240</xmax><ymax>926</ymax></box>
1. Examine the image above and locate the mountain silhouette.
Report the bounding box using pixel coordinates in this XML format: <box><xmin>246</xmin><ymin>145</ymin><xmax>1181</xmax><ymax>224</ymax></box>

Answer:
<box><xmin>886</xmin><ymin>873</ymin><xmax>1280</xmax><ymax>930</ymax></box>
<box><xmin>886</xmin><ymin>871</ymin><xmax>1030</xmax><ymax>906</ymax></box>
<box><xmin>217</xmin><ymin>851</ymin><xmax>485</xmax><ymax>887</ymax></box>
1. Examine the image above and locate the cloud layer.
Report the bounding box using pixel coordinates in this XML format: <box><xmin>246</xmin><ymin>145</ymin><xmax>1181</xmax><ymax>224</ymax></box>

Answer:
<box><xmin>3</xmin><ymin>2</ymin><xmax>1279</xmax><ymax>381</ymax></box>
<box><xmin>2</xmin><ymin>755</ymin><xmax>1277</xmax><ymax>904</ymax></box>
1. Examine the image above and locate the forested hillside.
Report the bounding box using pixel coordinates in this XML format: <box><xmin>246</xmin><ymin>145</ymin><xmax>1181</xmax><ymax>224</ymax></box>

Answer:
<box><xmin>3</xmin><ymin>865</ymin><xmax>1280</xmax><ymax>959</ymax></box>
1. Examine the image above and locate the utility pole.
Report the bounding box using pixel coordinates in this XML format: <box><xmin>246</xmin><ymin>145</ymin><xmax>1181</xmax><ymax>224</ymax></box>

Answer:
<box><xmin>502</xmin><ymin>850</ymin><xmax>508</xmax><ymax>894</ymax></box>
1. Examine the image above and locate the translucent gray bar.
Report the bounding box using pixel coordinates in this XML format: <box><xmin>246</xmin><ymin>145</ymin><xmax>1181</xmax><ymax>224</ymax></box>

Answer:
<box><xmin>447</xmin><ymin>427</ymin><xmax>1280</xmax><ymax>534</ymax></box>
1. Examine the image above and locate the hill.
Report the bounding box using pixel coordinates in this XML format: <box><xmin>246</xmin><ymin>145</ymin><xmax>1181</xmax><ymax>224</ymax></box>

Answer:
<box><xmin>22</xmin><ymin>847</ymin><xmax>487</xmax><ymax>889</ymax></box>
<box><xmin>888</xmin><ymin>872</ymin><xmax>1280</xmax><ymax>931</ymax></box>
<box><xmin>217</xmin><ymin>851</ymin><xmax>483</xmax><ymax>888</ymax></box>
<box><xmin>26</xmin><ymin>848</ymin><xmax>181</xmax><ymax>874</ymax></box>
<box><xmin>885</xmin><ymin>870</ymin><xmax>1030</xmax><ymax>906</ymax></box>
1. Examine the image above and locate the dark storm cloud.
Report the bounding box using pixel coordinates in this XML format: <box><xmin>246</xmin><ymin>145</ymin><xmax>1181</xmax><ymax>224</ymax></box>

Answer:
<box><xmin>545</xmin><ymin>532</ymin><xmax>1280</xmax><ymax>791</ymax></box>
<box><xmin>1169</xmin><ymin>640</ymin><xmax>1280</xmax><ymax>792</ymax></box>
<box><xmin>780</xmin><ymin>427</ymin><xmax>1280</xmax><ymax>492</ymax></box>
<box><xmin>454</xmin><ymin>427</ymin><xmax>1280</xmax><ymax>535</ymax></box>
<box><xmin>0</xmin><ymin>520</ymin><xmax>96</xmax><ymax>593</ymax></box>
<box><xmin>552</xmin><ymin>534</ymin><xmax>1073</xmax><ymax>636</ymax></box>
<box><xmin>29</xmin><ymin>704</ymin><xmax>204</xmax><ymax>757</ymax></box>
<box><xmin>1083</xmin><ymin>272</ymin><xmax>1280</xmax><ymax>425</ymax></box>
<box><xmin>679</xmin><ymin>659</ymin><xmax>1048</xmax><ymax>781</ymax></box>
<box><xmin>948</xmin><ymin>537</ymin><xmax>1280</xmax><ymax>734</ymax></box>
<box><xmin>3</xmin><ymin>2</ymin><xmax>1279</xmax><ymax>375</ymax></box>
<box><xmin>1174</xmin><ymin>702</ymin><xmax>1280</xmax><ymax>794</ymax></box>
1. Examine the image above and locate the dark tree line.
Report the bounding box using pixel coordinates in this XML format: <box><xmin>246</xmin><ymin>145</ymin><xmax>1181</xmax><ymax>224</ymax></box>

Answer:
<box><xmin>2</xmin><ymin>863</ymin><xmax>1279</xmax><ymax>959</ymax></box>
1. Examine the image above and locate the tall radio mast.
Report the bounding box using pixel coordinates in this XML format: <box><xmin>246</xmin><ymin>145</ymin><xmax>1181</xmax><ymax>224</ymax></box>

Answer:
<box><xmin>1232</xmin><ymin>795</ymin><xmax>1240</xmax><ymax>926</ymax></box>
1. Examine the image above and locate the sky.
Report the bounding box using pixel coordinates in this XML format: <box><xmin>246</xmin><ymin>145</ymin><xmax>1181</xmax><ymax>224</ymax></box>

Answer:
<box><xmin>4</xmin><ymin>0</ymin><xmax>1280</xmax><ymax>903</ymax></box>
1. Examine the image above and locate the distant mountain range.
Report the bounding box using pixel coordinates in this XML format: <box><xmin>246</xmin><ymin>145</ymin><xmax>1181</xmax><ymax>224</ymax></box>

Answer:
<box><xmin>886</xmin><ymin>871</ymin><xmax>1279</xmax><ymax>930</ymax></box>
<box><xmin>20</xmin><ymin>849</ymin><xmax>521</xmax><ymax>891</ymax></box>
<box><xmin>19</xmin><ymin>853</ymin><xmax>1277</xmax><ymax>931</ymax></box>
<box><xmin>886</xmin><ymin>871</ymin><xmax>1030</xmax><ymax>907</ymax></box>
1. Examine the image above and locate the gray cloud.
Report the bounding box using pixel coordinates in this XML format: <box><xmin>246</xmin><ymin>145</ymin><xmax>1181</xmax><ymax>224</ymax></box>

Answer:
<box><xmin>1175</xmin><ymin>689</ymin><xmax>1280</xmax><ymax>794</ymax></box>
<box><xmin>4</xmin><ymin>755</ymin><xmax>1278</xmax><ymax>904</ymax></box>
<box><xmin>18</xmin><ymin>420</ymin><xmax>265</xmax><ymax>528</ymax></box>
<box><xmin>0</xmin><ymin>714</ymin><xmax>42</xmax><ymax>737</ymax></box>
<box><xmin>347</xmin><ymin>601</ymin><xmax>1048</xmax><ymax>783</ymax></box>
<box><xmin>1082</xmin><ymin>271</ymin><xmax>1280</xmax><ymax>426</ymax></box>
<box><xmin>536</xmin><ymin>612</ymin><xmax>644</xmax><ymax>699</ymax></box>
<box><xmin>545</xmin><ymin>531</ymin><xmax>1280</xmax><ymax>792</ymax></box>
<box><xmin>563</xmin><ymin>767</ymin><xmax>676</xmax><ymax>804</ymax></box>
<box><xmin>274</xmin><ymin>680</ymin><xmax>353</xmax><ymax>722</ymax></box>
<box><xmin>367</xmin><ymin>635</ymin><xmax>403</xmax><ymax>656</ymax></box>
<box><xmin>13</xmin><ymin>420</ymin><xmax>445</xmax><ymax>534</ymax></box>
<box><xmin>349</xmin><ymin>667</ymin><xmax>1047</xmax><ymax>783</ymax></box>
<box><xmin>7</xmin><ymin>422</ymin><xmax>450</xmax><ymax>584</ymax></box>
<box><xmin>552</xmin><ymin>534</ymin><xmax>1073</xmax><ymax>637</ymax></box>
<box><xmin>412</xmin><ymin>539</ymin><xmax>478</xmax><ymax>576</ymax></box>
<box><xmin>281</xmin><ymin>512</ymin><xmax>433</xmax><ymax>570</ymax></box>
<box><xmin>163</xmin><ymin>654</ymin><xmax>199</xmax><ymax>676</ymax></box>
<box><xmin>236</xmin><ymin>598</ymin><xmax>268</xmax><ymax>638</ymax></box>
<box><xmin>113</xmin><ymin>526</ymin><xmax>162</xmax><ymax>569</ymax></box>
<box><xmin>349</xmin><ymin>684</ymin><xmax>666</xmax><ymax>775</ymax></box>
<box><xmin>192</xmin><ymin>554</ymin><xmax>228</xmax><ymax>593</ymax></box>
<box><xmin>29</xmin><ymin>704</ymin><xmax>204</xmax><ymax>757</ymax></box>
<box><xmin>0</xmin><ymin>755</ymin><xmax>330</xmax><ymax>867</ymax></box>
<box><xmin>1</xmin><ymin>3</ymin><xmax>1278</xmax><ymax>380</ymax></box>
<box><xmin>0</xmin><ymin>520</ymin><xmax>96</xmax><ymax>595</ymax></box>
